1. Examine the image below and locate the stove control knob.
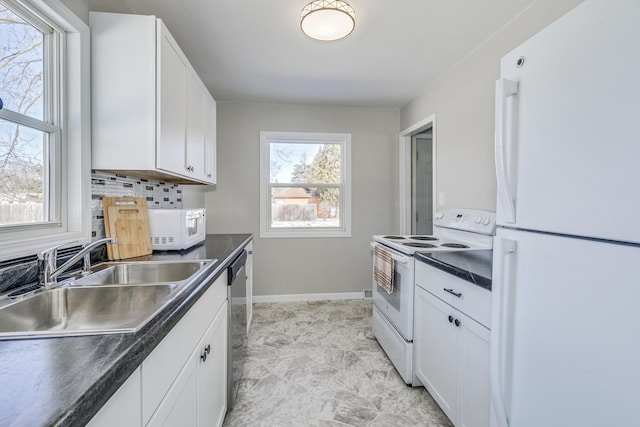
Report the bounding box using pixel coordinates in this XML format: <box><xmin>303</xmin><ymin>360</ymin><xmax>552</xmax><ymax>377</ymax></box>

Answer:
<box><xmin>475</xmin><ymin>216</ymin><xmax>482</xmax><ymax>223</ymax></box>
<box><xmin>482</xmin><ymin>217</ymin><xmax>490</xmax><ymax>225</ymax></box>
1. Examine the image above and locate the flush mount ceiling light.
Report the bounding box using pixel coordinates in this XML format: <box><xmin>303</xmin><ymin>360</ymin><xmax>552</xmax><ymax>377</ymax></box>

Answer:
<box><xmin>301</xmin><ymin>0</ymin><xmax>355</xmax><ymax>41</ymax></box>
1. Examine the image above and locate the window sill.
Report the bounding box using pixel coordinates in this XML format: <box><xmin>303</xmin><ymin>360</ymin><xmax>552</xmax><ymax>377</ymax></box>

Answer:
<box><xmin>260</xmin><ymin>229</ymin><xmax>351</xmax><ymax>238</ymax></box>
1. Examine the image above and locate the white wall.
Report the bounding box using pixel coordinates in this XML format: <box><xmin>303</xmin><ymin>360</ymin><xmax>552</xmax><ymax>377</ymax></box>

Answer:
<box><xmin>206</xmin><ymin>102</ymin><xmax>399</xmax><ymax>297</ymax></box>
<box><xmin>88</xmin><ymin>0</ymin><xmax>133</xmax><ymax>15</ymax></box>
<box><xmin>181</xmin><ymin>186</ymin><xmax>206</xmax><ymax>209</ymax></box>
<box><xmin>61</xmin><ymin>0</ymin><xmax>89</xmax><ymax>23</ymax></box>
<box><xmin>400</xmin><ymin>0</ymin><xmax>584</xmax><ymax>212</ymax></box>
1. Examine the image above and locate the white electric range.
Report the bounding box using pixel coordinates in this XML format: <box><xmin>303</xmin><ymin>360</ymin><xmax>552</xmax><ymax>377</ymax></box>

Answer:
<box><xmin>371</xmin><ymin>209</ymin><xmax>496</xmax><ymax>385</ymax></box>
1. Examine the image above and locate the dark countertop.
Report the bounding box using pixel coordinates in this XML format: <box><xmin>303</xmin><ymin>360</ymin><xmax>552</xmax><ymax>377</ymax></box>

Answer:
<box><xmin>414</xmin><ymin>249</ymin><xmax>493</xmax><ymax>291</ymax></box>
<box><xmin>0</xmin><ymin>233</ymin><xmax>252</xmax><ymax>427</ymax></box>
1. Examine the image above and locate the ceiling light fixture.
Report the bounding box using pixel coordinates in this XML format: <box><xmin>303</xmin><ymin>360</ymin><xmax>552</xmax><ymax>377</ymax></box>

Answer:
<box><xmin>301</xmin><ymin>0</ymin><xmax>355</xmax><ymax>41</ymax></box>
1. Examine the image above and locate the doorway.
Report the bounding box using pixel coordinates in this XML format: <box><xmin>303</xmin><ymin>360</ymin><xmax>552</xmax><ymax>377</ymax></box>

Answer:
<box><xmin>398</xmin><ymin>114</ymin><xmax>436</xmax><ymax>234</ymax></box>
<box><xmin>412</xmin><ymin>132</ymin><xmax>433</xmax><ymax>234</ymax></box>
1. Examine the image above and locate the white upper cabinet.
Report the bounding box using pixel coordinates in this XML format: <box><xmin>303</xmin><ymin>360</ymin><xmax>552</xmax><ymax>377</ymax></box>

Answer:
<box><xmin>90</xmin><ymin>12</ymin><xmax>216</xmax><ymax>185</ymax></box>
<box><xmin>204</xmin><ymin>94</ymin><xmax>217</xmax><ymax>184</ymax></box>
<box><xmin>185</xmin><ymin>72</ymin><xmax>207</xmax><ymax>182</ymax></box>
<box><xmin>156</xmin><ymin>24</ymin><xmax>187</xmax><ymax>177</ymax></box>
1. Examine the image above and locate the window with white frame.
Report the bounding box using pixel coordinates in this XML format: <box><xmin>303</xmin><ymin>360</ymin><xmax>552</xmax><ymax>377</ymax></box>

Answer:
<box><xmin>260</xmin><ymin>131</ymin><xmax>351</xmax><ymax>238</ymax></box>
<box><xmin>0</xmin><ymin>0</ymin><xmax>90</xmax><ymax>261</ymax></box>
<box><xmin>0</xmin><ymin>1</ymin><xmax>60</xmax><ymax>226</ymax></box>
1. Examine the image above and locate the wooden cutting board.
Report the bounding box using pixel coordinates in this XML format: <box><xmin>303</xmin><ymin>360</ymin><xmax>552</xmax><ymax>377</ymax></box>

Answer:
<box><xmin>102</xmin><ymin>197</ymin><xmax>152</xmax><ymax>260</ymax></box>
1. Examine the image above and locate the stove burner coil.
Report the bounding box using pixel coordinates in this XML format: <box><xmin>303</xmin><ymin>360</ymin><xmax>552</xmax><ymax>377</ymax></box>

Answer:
<box><xmin>440</xmin><ymin>243</ymin><xmax>470</xmax><ymax>248</ymax></box>
<box><xmin>403</xmin><ymin>243</ymin><xmax>438</xmax><ymax>248</ymax></box>
<box><xmin>409</xmin><ymin>236</ymin><xmax>438</xmax><ymax>241</ymax></box>
<box><xmin>382</xmin><ymin>236</ymin><xmax>406</xmax><ymax>240</ymax></box>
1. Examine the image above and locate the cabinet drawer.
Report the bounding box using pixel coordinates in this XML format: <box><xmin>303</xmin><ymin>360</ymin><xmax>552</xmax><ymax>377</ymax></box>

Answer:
<box><xmin>415</xmin><ymin>260</ymin><xmax>491</xmax><ymax>327</ymax></box>
<box><xmin>142</xmin><ymin>271</ymin><xmax>227</xmax><ymax>424</ymax></box>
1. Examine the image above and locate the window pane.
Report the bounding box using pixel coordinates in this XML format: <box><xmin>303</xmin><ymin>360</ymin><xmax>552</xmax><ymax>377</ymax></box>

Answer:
<box><xmin>271</xmin><ymin>186</ymin><xmax>340</xmax><ymax>228</ymax></box>
<box><xmin>0</xmin><ymin>119</ymin><xmax>46</xmax><ymax>225</ymax></box>
<box><xmin>270</xmin><ymin>142</ymin><xmax>341</xmax><ymax>184</ymax></box>
<box><xmin>0</xmin><ymin>4</ymin><xmax>45</xmax><ymax>120</ymax></box>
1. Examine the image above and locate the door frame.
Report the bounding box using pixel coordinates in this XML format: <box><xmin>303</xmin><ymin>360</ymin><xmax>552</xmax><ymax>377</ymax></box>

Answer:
<box><xmin>399</xmin><ymin>114</ymin><xmax>436</xmax><ymax>234</ymax></box>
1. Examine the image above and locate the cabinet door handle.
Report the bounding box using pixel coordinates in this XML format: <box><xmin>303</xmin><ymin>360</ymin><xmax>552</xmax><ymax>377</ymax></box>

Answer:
<box><xmin>200</xmin><ymin>351</ymin><xmax>207</xmax><ymax>362</ymax></box>
<box><xmin>205</xmin><ymin>344</ymin><xmax>211</xmax><ymax>355</ymax></box>
<box><xmin>448</xmin><ymin>315</ymin><xmax>454</xmax><ymax>323</ymax></box>
<box><xmin>443</xmin><ymin>288</ymin><xmax>462</xmax><ymax>298</ymax></box>
<box><xmin>454</xmin><ymin>319</ymin><xmax>461</xmax><ymax>327</ymax></box>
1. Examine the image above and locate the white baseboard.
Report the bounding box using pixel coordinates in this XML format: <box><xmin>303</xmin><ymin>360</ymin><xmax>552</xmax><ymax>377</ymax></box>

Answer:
<box><xmin>252</xmin><ymin>292</ymin><xmax>364</xmax><ymax>303</ymax></box>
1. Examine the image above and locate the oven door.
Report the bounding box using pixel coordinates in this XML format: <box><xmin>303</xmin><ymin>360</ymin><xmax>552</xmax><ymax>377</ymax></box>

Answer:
<box><xmin>371</xmin><ymin>243</ymin><xmax>415</xmax><ymax>341</ymax></box>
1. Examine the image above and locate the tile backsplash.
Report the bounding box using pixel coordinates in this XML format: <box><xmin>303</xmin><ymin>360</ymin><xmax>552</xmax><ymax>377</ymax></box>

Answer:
<box><xmin>0</xmin><ymin>172</ymin><xmax>185</xmax><ymax>293</ymax></box>
<box><xmin>91</xmin><ymin>171</ymin><xmax>183</xmax><ymax>239</ymax></box>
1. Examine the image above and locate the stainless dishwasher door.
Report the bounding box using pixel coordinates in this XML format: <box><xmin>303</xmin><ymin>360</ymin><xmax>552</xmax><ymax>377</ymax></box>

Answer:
<box><xmin>227</xmin><ymin>250</ymin><xmax>247</xmax><ymax>411</ymax></box>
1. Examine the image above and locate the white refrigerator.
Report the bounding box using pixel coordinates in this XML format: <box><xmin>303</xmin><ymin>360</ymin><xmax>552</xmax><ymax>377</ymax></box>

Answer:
<box><xmin>490</xmin><ymin>1</ymin><xmax>640</xmax><ymax>426</ymax></box>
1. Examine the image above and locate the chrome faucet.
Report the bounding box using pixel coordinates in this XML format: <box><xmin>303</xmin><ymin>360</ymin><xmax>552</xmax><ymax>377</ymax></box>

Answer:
<box><xmin>38</xmin><ymin>237</ymin><xmax>117</xmax><ymax>288</ymax></box>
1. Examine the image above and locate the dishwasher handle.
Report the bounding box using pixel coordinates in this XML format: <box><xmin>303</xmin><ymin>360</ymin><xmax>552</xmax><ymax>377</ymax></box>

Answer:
<box><xmin>228</xmin><ymin>250</ymin><xmax>247</xmax><ymax>285</ymax></box>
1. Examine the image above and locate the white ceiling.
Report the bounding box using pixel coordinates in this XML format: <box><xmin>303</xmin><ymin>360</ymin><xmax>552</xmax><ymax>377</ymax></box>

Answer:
<box><xmin>89</xmin><ymin>0</ymin><xmax>536</xmax><ymax>108</ymax></box>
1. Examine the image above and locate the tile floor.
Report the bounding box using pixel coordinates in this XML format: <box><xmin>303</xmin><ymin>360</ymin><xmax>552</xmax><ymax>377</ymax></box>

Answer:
<box><xmin>223</xmin><ymin>300</ymin><xmax>453</xmax><ymax>427</ymax></box>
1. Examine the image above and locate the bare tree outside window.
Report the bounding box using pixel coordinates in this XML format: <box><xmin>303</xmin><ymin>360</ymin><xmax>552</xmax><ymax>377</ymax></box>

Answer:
<box><xmin>0</xmin><ymin>3</ymin><xmax>47</xmax><ymax>225</ymax></box>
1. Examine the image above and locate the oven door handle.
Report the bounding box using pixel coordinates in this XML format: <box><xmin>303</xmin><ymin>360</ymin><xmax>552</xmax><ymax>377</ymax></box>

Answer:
<box><xmin>370</xmin><ymin>242</ymin><xmax>410</xmax><ymax>265</ymax></box>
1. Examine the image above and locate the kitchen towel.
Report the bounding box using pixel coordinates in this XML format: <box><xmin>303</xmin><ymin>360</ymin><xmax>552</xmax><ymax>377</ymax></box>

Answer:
<box><xmin>373</xmin><ymin>245</ymin><xmax>394</xmax><ymax>294</ymax></box>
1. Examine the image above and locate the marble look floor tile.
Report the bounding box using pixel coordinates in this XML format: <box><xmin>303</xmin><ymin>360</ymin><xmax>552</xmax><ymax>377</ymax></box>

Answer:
<box><xmin>223</xmin><ymin>300</ymin><xmax>453</xmax><ymax>427</ymax></box>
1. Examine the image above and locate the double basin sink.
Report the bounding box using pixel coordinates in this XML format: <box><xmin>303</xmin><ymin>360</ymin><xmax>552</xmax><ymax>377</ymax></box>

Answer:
<box><xmin>0</xmin><ymin>260</ymin><xmax>215</xmax><ymax>339</ymax></box>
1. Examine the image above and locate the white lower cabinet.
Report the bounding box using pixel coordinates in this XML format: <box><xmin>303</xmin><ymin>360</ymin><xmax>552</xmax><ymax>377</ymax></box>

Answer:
<box><xmin>88</xmin><ymin>271</ymin><xmax>228</xmax><ymax>427</ymax></box>
<box><xmin>148</xmin><ymin>303</ymin><xmax>227</xmax><ymax>427</ymax></box>
<box><xmin>459</xmin><ymin>314</ymin><xmax>490</xmax><ymax>427</ymax></box>
<box><xmin>414</xmin><ymin>287</ymin><xmax>457</xmax><ymax>417</ymax></box>
<box><xmin>148</xmin><ymin>360</ymin><xmax>198</xmax><ymax>427</ymax></box>
<box><xmin>414</xmin><ymin>285</ymin><xmax>490</xmax><ymax>427</ymax></box>
<box><xmin>197</xmin><ymin>304</ymin><xmax>228</xmax><ymax>427</ymax></box>
<box><xmin>144</xmin><ymin>271</ymin><xmax>228</xmax><ymax>427</ymax></box>
<box><xmin>88</xmin><ymin>368</ymin><xmax>142</xmax><ymax>427</ymax></box>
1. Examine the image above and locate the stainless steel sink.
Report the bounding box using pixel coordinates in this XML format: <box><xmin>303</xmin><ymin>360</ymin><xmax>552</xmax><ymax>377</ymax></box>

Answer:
<box><xmin>0</xmin><ymin>259</ymin><xmax>215</xmax><ymax>339</ymax></box>
<box><xmin>72</xmin><ymin>260</ymin><xmax>213</xmax><ymax>286</ymax></box>
<box><xmin>0</xmin><ymin>285</ymin><xmax>177</xmax><ymax>339</ymax></box>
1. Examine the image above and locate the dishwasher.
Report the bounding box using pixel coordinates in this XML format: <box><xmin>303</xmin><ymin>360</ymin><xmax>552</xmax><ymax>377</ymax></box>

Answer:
<box><xmin>227</xmin><ymin>250</ymin><xmax>247</xmax><ymax>410</ymax></box>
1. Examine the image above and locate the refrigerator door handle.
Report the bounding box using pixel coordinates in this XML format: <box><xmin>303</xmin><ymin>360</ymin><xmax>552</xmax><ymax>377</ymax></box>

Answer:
<box><xmin>495</xmin><ymin>78</ymin><xmax>519</xmax><ymax>224</ymax></box>
<box><xmin>490</xmin><ymin>237</ymin><xmax>516</xmax><ymax>427</ymax></box>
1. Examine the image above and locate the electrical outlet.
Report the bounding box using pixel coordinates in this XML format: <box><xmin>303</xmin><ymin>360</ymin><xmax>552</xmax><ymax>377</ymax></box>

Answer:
<box><xmin>438</xmin><ymin>192</ymin><xmax>445</xmax><ymax>206</ymax></box>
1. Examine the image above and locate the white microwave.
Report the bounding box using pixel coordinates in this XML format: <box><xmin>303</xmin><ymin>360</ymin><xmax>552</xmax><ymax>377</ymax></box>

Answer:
<box><xmin>148</xmin><ymin>208</ymin><xmax>206</xmax><ymax>251</ymax></box>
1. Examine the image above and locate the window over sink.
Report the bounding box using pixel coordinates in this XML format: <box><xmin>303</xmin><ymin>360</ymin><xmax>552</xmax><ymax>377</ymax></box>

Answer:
<box><xmin>0</xmin><ymin>0</ymin><xmax>90</xmax><ymax>261</ymax></box>
<box><xmin>1</xmin><ymin>1</ymin><xmax>59</xmax><ymax>226</ymax></box>
<box><xmin>260</xmin><ymin>131</ymin><xmax>351</xmax><ymax>238</ymax></box>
